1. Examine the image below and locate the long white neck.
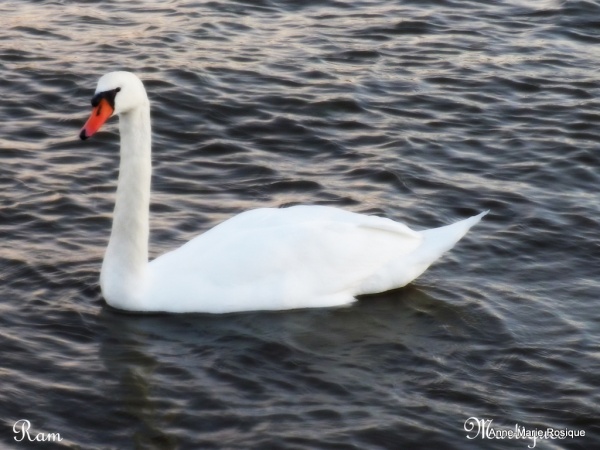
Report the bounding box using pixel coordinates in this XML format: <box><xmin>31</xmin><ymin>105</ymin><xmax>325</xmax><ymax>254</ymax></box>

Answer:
<box><xmin>100</xmin><ymin>103</ymin><xmax>152</xmax><ymax>310</ymax></box>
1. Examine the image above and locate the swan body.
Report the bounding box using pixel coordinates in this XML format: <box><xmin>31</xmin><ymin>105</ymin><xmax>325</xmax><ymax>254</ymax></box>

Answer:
<box><xmin>80</xmin><ymin>71</ymin><xmax>487</xmax><ymax>313</ymax></box>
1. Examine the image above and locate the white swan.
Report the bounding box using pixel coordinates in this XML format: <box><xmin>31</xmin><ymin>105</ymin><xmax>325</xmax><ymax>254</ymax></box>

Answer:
<box><xmin>80</xmin><ymin>71</ymin><xmax>487</xmax><ymax>313</ymax></box>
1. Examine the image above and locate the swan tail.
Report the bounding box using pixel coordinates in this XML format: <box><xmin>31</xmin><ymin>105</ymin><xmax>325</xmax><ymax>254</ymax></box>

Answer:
<box><xmin>417</xmin><ymin>210</ymin><xmax>488</xmax><ymax>262</ymax></box>
<box><xmin>356</xmin><ymin>211</ymin><xmax>488</xmax><ymax>295</ymax></box>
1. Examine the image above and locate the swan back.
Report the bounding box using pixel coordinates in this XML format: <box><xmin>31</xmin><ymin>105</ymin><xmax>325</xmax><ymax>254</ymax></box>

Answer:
<box><xmin>143</xmin><ymin>206</ymin><xmax>487</xmax><ymax>313</ymax></box>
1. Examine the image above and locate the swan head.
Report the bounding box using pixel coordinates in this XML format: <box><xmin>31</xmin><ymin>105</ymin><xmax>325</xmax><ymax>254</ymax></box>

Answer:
<box><xmin>79</xmin><ymin>71</ymin><xmax>148</xmax><ymax>140</ymax></box>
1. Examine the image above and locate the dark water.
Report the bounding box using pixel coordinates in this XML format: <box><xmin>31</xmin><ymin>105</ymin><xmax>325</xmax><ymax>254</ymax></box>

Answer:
<box><xmin>1</xmin><ymin>0</ymin><xmax>599</xmax><ymax>448</ymax></box>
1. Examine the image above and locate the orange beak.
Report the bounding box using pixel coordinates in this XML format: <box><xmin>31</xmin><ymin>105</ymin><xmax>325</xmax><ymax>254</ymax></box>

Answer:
<box><xmin>79</xmin><ymin>98</ymin><xmax>114</xmax><ymax>140</ymax></box>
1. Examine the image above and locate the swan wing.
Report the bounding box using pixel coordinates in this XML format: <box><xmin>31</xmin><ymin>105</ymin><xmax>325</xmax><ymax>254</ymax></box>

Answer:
<box><xmin>146</xmin><ymin>206</ymin><xmax>423</xmax><ymax>312</ymax></box>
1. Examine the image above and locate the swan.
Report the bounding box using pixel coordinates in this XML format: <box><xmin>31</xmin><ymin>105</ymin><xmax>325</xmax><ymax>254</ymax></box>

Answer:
<box><xmin>79</xmin><ymin>71</ymin><xmax>487</xmax><ymax>313</ymax></box>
